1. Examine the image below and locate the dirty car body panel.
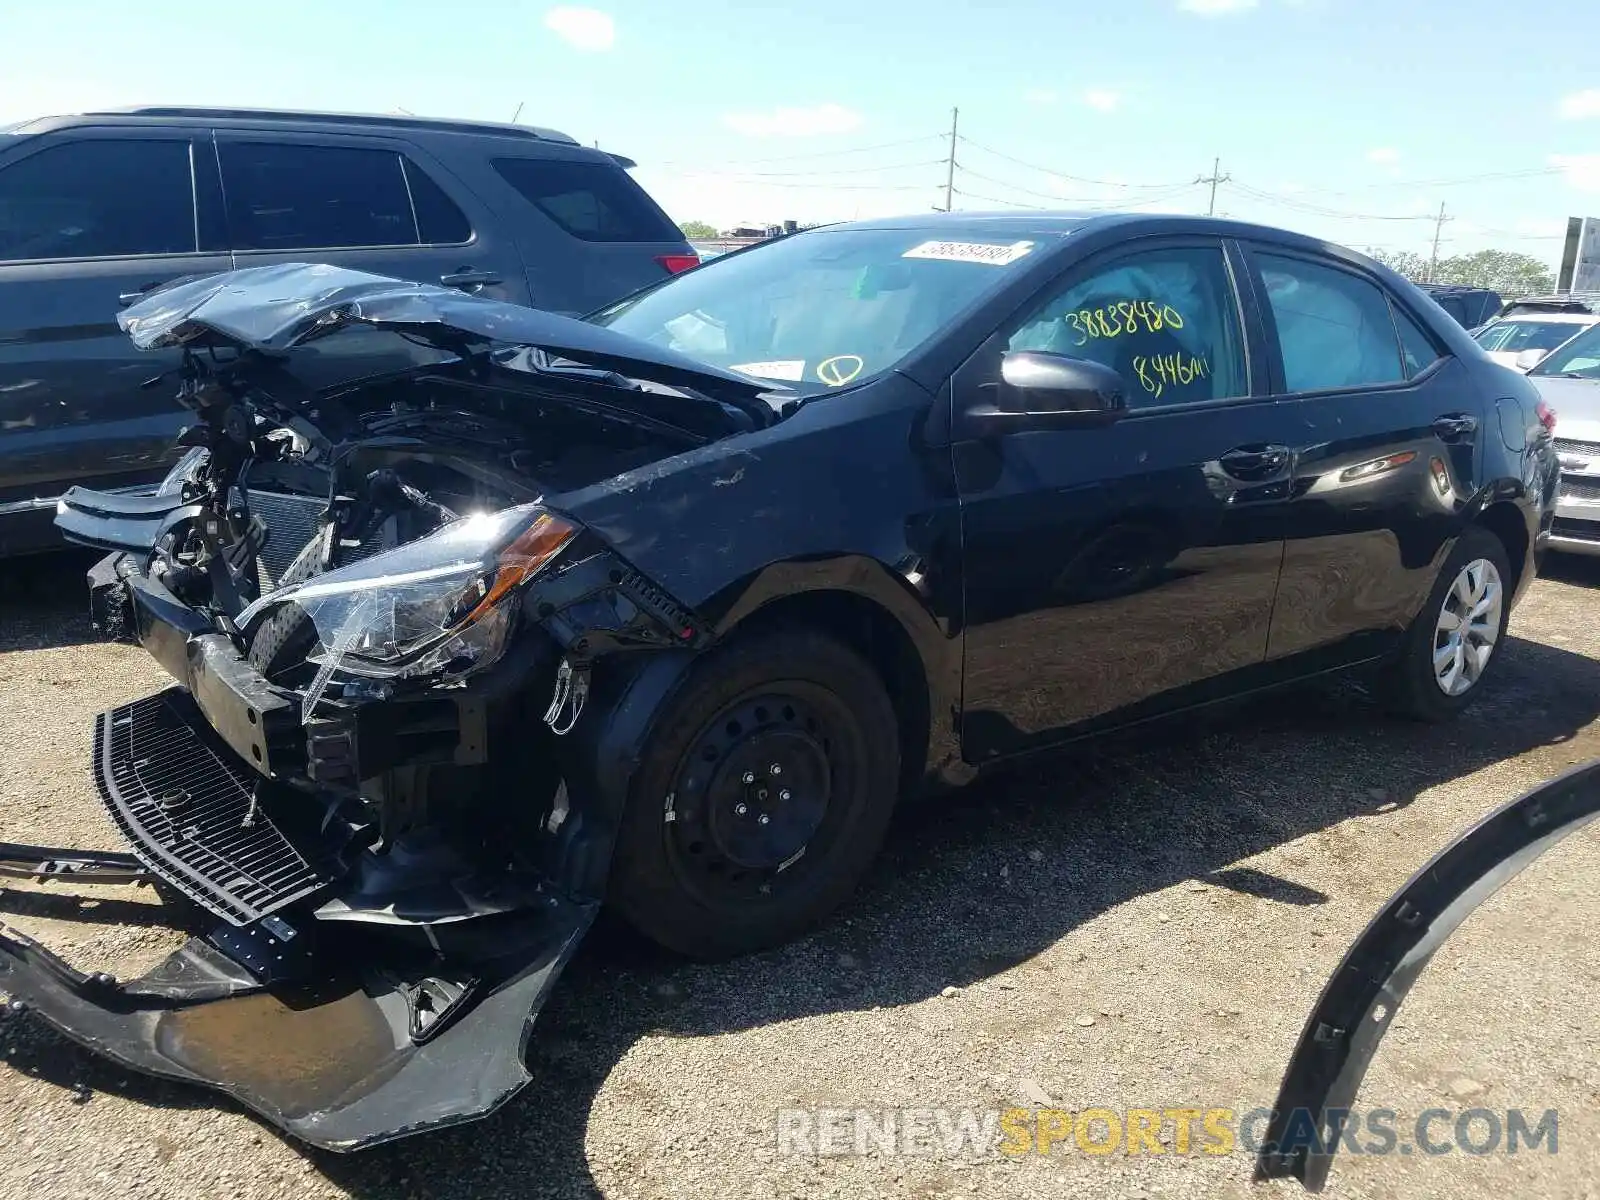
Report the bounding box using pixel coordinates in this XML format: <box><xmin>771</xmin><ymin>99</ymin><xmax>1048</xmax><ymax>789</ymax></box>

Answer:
<box><xmin>0</xmin><ymin>212</ymin><xmax>1555</xmax><ymax>1148</ymax></box>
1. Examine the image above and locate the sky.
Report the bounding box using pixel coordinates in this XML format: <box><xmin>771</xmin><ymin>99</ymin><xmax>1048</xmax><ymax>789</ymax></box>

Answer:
<box><xmin>4</xmin><ymin>0</ymin><xmax>1598</xmax><ymax>271</ymax></box>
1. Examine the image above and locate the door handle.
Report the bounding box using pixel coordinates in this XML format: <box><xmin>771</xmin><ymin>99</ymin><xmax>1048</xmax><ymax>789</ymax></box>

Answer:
<box><xmin>1432</xmin><ymin>413</ymin><xmax>1478</xmax><ymax>441</ymax></box>
<box><xmin>439</xmin><ymin>269</ymin><xmax>501</xmax><ymax>291</ymax></box>
<box><xmin>1218</xmin><ymin>444</ymin><xmax>1292</xmax><ymax>481</ymax></box>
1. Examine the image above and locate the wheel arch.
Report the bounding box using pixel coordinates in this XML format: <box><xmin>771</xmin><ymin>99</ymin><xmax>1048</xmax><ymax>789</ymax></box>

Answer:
<box><xmin>704</xmin><ymin>556</ymin><xmax>967</xmax><ymax>792</ymax></box>
<box><xmin>1470</xmin><ymin>492</ymin><xmax>1535</xmax><ymax>600</ymax></box>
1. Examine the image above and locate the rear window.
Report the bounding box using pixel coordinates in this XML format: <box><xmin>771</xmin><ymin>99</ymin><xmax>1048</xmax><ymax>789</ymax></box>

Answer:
<box><xmin>0</xmin><ymin>139</ymin><xmax>195</xmax><ymax>261</ymax></box>
<box><xmin>218</xmin><ymin>142</ymin><xmax>417</xmax><ymax>251</ymax></box>
<box><xmin>1474</xmin><ymin>319</ymin><xmax>1593</xmax><ymax>353</ymax></box>
<box><xmin>492</xmin><ymin>156</ymin><xmax>678</xmax><ymax>242</ymax></box>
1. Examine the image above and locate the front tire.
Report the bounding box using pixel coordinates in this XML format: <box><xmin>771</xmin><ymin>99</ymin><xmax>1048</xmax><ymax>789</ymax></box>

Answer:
<box><xmin>1380</xmin><ymin>526</ymin><xmax>1511</xmax><ymax>721</ymax></box>
<box><xmin>610</xmin><ymin>629</ymin><xmax>900</xmax><ymax>960</ymax></box>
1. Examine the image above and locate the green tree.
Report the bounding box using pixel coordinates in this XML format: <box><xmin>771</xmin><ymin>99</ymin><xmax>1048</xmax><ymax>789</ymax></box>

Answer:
<box><xmin>678</xmin><ymin>220</ymin><xmax>718</xmax><ymax>239</ymax></box>
<box><xmin>1432</xmin><ymin>249</ymin><xmax>1555</xmax><ymax>296</ymax></box>
<box><xmin>1368</xmin><ymin>249</ymin><xmax>1430</xmax><ymax>282</ymax></box>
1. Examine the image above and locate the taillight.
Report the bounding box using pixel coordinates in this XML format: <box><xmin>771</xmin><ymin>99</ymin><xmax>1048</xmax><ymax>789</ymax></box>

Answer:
<box><xmin>656</xmin><ymin>254</ymin><xmax>700</xmax><ymax>275</ymax></box>
<box><xmin>1537</xmin><ymin>399</ymin><xmax>1557</xmax><ymax>434</ymax></box>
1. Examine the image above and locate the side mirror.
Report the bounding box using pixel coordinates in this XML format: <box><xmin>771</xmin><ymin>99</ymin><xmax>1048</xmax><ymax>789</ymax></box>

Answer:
<box><xmin>964</xmin><ymin>350</ymin><xmax>1127</xmax><ymax>433</ymax></box>
<box><xmin>1514</xmin><ymin>348</ymin><xmax>1547</xmax><ymax>372</ymax></box>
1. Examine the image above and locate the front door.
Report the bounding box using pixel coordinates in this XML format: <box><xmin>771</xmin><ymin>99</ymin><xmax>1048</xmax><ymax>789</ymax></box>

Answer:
<box><xmin>0</xmin><ymin>131</ymin><xmax>231</xmax><ymax>538</ymax></box>
<box><xmin>954</xmin><ymin>238</ymin><xmax>1307</xmax><ymax>763</ymax></box>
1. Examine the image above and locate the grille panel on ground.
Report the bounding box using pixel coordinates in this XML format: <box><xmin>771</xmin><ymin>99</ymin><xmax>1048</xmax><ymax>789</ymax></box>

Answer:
<box><xmin>93</xmin><ymin>690</ymin><xmax>331</xmax><ymax>925</ymax></box>
<box><xmin>1561</xmin><ymin>478</ymin><xmax>1600</xmax><ymax>502</ymax></box>
<box><xmin>1554</xmin><ymin>438</ymin><xmax>1600</xmax><ymax>459</ymax></box>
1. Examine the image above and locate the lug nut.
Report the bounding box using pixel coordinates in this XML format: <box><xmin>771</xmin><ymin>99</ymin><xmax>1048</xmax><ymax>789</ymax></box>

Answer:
<box><xmin>758</xmin><ymin>814</ymin><xmax>770</xmax><ymax>825</ymax></box>
<box><xmin>769</xmin><ymin>763</ymin><xmax>782</xmax><ymax>776</ymax></box>
<box><xmin>742</xmin><ymin>771</ymin><xmax>756</xmax><ymax>784</ymax></box>
<box><xmin>735</xmin><ymin>803</ymin><xmax>748</xmax><ymax>816</ymax></box>
<box><xmin>779</xmin><ymin>789</ymin><xmax>791</xmax><ymax>802</ymax></box>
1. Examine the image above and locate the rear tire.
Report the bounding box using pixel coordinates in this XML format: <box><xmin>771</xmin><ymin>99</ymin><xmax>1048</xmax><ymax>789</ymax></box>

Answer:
<box><xmin>1379</xmin><ymin>526</ymin><xmax>1511</xmax><ymax>721</ymax></box>
<box><xmin>610</xmin><ymin>629</ymin><xmax>900</xmax><ymax>960</ymax></box>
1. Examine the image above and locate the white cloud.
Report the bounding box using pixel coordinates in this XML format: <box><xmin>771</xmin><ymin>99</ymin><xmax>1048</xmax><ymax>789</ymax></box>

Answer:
<box><xmin>1366</xmin><ymin>147</ymin><xmax>1401</xmax><ymax>165</ymax></box>
<box><xmin>1558</xmin><ymin>89</ymin><xmax>1600</xmax><ymax>120</ymax></box>
<box><xmin>1178</xmin><ymin>0</ymin><xmax>1260</xmax><ymax>14</ymax></box>
<box><xmin>1552</xmin><ymin>154</ymin><xmax>1600</xmax><ymax>192</ymax></box>
<box><xmin>543</xmin><ymin>7</ymin><xmax>615</xmax><ymax>51</ymax></box>
<box><xmin>721</xmin><ymin>103</ymin><xmax>863</xmax><ymax>138</ymax></box>
<box><xmin>1082</xmin><ymin>89</ymin><xmax>1121</xmax><ymax>113</ymax></box>
<box><xmin>1025</xmin><ymin>88</ymin><xmax>1060</xmax><ymax>105</ymax></box>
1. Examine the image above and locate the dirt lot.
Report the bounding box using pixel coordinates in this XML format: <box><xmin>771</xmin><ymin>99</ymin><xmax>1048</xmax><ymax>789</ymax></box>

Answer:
<box><xmin>1</xmin><ymin>551</ymin><xmax>1598</xmax><ymax>1200</ymax></box>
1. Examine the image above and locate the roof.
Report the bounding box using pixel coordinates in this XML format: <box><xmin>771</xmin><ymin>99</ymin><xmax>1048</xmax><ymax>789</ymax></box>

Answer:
<box><xmin>9</xmin><ymin>106</ymin><xmax>579</xmax><ymax>146</ymax></box>
<box><xmin>1496</xmin><ymin>311</ymin><xmax>1599</xmax><ymax>323</ymax></box>
<box><xmin>808</xmin><ymin>210</ymin><xmax>1363</xmax><ymax>259</ymax></box>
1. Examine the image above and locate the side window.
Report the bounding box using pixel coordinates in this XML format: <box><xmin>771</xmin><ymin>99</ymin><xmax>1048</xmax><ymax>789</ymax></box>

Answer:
<box><xmin>1258</xmin><ymin>254</ymin><xmax>1405</xmax><ymax>392</ymax></box>
<box><xmin>1007</xmin><ymin>244</ymin><xmax>1247</xmax><ymax>407</ymax></box>
<box><xmin>0</xmin><ymin>139</ymin><xmax>195</xmax><ymax>262</ymax></box>
<box><xmin>492</xmin><ymin>157</ymin><xmax>680</xmax><ymax>242</ymax></box>
<box><xmin>218</xmin><ymin>142</ymin><xmax>418</xmax><ymax>251</ymax></box>
<box><xmin>402</xmin><ymin>159</ymin><xmax>472</xmax><ymax>245</ymax></box>
<box><xmin>1390</xmin><ymin>300</ymin><xmax>1443</xmax><ymax>378</ymax></box>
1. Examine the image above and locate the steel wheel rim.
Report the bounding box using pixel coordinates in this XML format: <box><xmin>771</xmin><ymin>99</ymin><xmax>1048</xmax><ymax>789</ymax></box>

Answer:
<box><xmin>662</xmin><ymin>684</ymin><xmax>851</xmax><ymax>907</ymax></box>
<box><xmin>1433</xmin><ymin>557</ymin><xmax>1503</xmax><ymax>697</ymax></box>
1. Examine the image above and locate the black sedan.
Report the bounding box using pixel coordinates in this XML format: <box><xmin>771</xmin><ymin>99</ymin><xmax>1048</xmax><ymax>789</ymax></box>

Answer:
<box><xmin>0</xmin><ymin>213</ymin><xmax>1559</xmax><ymax>1150</ymax></box>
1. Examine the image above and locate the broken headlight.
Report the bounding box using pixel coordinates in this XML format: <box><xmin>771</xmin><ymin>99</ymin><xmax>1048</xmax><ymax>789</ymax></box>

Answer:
<box><xmin>239</xmin><ymin>505</ymin><xmax>578</xmax><ymax>690</ymax></box>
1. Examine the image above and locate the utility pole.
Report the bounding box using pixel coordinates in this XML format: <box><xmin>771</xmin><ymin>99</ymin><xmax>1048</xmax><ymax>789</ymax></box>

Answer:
<box><xmin>1428</xmin><ymin>202</ymin><xmax>1451</xmax><ymax>282</ymax></box>
<box><xmin>1195</xmin><ymin>157</ymin><xmax>1230</xmax><ymax>216</ymax></box>
<box><xmin>942</xmin><ymin>107</ymin><xmax>959</xmax><ymax>213</ymax></box>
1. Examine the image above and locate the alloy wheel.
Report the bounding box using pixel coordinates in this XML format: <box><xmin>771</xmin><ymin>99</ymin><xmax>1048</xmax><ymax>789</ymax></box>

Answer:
<box><xmin>1433</xmin><ymin>557</ymin><xmax>1503</xmax><ymax>697</ymax></box>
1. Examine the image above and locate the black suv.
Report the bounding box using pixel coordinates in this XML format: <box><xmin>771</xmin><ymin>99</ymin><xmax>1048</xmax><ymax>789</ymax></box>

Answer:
<box><xmin>0</xmin><ymin>106</ymin><xmax>695</xmax><ymax>553</ymax></box>
<box><xmin>1416</xmin><ymin>283</ymin><xmax>1503</xmax><ymax>329</ymax></box>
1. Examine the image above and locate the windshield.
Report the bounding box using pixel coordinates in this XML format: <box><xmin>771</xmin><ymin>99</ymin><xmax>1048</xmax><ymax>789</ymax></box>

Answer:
<box><xmin>1530</xmin><ymin>322</ymin><xmax>1600</xmax><ymax>378</ymax></box>
<box><xmin>1474</xmin><ymin>318</ymin><xmax>1594</xmax><ymax>353</ymax></box>
<box><xmin>592</xmin><ymin>226</ymin><xmax>1057</xmax><ymax>395</ymax></box>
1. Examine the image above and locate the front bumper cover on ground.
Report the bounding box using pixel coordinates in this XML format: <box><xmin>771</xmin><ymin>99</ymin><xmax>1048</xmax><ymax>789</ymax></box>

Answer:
<box><xmin>0</xmin><ymin>895</ymin><xmax>592</xmax><ymax>1150</ymax></box>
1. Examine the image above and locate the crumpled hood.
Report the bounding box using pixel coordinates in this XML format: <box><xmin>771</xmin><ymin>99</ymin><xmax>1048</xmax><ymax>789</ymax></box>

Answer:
<box><xmin>118</xmin><ymin>262</ymin><xmax>770</xmax><ymax>412</ymax></box>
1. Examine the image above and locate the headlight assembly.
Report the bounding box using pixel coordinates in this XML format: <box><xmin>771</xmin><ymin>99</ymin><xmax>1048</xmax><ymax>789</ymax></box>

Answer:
<box><xmin>155</xmin><ymin>447</ymin><xmax>209</xmax><ymax>497</ymax></box>
<box><xmin>239</xmin><ymin>505</ymin><xmax>578</xmax><ymax>692</ymax></box>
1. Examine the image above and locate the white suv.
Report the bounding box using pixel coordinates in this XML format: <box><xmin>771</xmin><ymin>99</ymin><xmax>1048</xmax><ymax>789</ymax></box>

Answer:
<box><xmin>1474</xmin><ymin>311</ymin><xmax>1600</xmax><ymax>370</ymax></box>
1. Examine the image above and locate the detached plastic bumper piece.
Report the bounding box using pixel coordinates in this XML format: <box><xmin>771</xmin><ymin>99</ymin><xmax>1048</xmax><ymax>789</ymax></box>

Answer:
<box><xmin>0</xmin><ymin>899</ymin><xmax>592</xmax><ymax>1150</ymax></box>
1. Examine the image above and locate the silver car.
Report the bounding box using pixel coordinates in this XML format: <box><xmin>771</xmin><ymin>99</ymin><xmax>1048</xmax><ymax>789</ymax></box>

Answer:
<box><xmin>1528</xmin><ymin>322</ymin><xmax>1600</xmax><ymax>553</ymax></box>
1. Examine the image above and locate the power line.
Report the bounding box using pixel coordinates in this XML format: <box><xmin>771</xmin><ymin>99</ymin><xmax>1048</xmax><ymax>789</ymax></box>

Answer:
<box><xmin>655</xmin><ymin>134</ymin><xmax>944</xmax><ymax>169</ymax></box>
<box><xmin>956</xmin><ymin>135</ymin><xmax>1189</xmax><ymax>189</ymax></box>
<box><xmin>672</xmin><ymin>158</ymin><xmax>945</xmax><ymax>179</ymax></box>
<box><xmin>1229</xmin><ymin>181</ymin><xmax>1437</xmax><ymax>221</ymax></box>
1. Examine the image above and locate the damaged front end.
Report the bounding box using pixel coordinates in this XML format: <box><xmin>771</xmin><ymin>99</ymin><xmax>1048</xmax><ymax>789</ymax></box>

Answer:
<box><xmin>0</xmin><ymin>264</ymin><xmax>759</xmax><ymax>1149</ymax></box>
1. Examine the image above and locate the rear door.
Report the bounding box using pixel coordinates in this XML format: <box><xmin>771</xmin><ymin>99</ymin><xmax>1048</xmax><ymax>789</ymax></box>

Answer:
<box><xmin>483</xmin><ymin>152</ymin><xmax>693</xmax><ymax>314</ymax></box>
<box><xmin>213</xmin><ymin>129</ymin><xmax>529</xmax><ymax>388</ymax></box>
<box><xmin>1244</xmin><ymin>245</ymin><xmax>1483</xmax><ymax>665</ymax></box>
<box><xmin>0</xmin><ymin>129</ymin><xmax>231</xmax><ymax>541</ymax></box>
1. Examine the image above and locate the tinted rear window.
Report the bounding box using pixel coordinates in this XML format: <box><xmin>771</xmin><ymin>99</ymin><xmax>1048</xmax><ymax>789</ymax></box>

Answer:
<box><xmin>492</xmin><ymin>156</ymin><xmax>678</xmax><ymax>242</ymax></box>
<box><xmin>0</xmin><ymin>139</ymin><xmax>195</xmax><ymax>261</ymax></box>
<box><xmin>219</xmin><ymin>142</ymin><xmax>417</xmax><ymax>251</ymax></box>
<box><xmin>402</xmin><ymin>159</ymin><xmax>472</xmax><ymax>245</ymax></box>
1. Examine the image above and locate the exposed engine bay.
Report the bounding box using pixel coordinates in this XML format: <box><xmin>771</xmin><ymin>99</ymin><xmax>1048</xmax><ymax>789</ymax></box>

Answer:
<box><xmin>0</xmin><ymin>264</ymin><xmax>779</xmax><ymax>1150</ymax></box>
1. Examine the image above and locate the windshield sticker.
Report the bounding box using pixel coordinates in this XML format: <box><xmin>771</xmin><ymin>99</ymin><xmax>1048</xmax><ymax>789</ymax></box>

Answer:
<box><xmin>730</xmin><ymin>360</ymin><xmax>807</xmax><ymax>382</ymax></box>
<box><xmin>902</xmin><ymin>239</ymin><xmax>1035</xmax><ymax>267</ymax></box>
<box><xmin>1064</xmin><ymin>300</ymin><xmax>1187</xmax><ymax>345</ymax></box>
<box><xmin>816</xmin><ymin>355</ymin><xmax>865</xmax><ymax>387</ymax></box>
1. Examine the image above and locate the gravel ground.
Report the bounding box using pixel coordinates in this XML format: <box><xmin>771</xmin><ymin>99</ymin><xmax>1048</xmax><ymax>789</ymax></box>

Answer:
<box><xmin>1</xmin><ymin>551</ymin><xmax>1599</xmax><ymax>1199</ymax></box>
